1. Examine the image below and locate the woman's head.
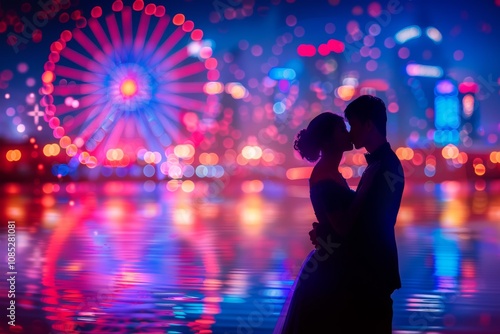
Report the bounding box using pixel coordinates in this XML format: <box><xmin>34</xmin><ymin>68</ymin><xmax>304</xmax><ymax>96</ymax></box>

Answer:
<box><xmin>294</xmin><ymin>112</ymin><xmax>353</xmax><ymax>162</ymax></box>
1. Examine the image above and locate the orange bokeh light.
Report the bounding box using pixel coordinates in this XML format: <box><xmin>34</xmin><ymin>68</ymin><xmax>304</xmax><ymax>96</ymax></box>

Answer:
<box><xmin>42</xmin><ymin>71</ymin><xmax>54</xmax><ymax>84</ymax></box>
<box><xmin>6</xmin><ymin>150</ymin><xmax>22</xmax><ymax>162</ymax></box>
<box><xmin>203</xmin><ymin>81</ymin><xmax>223</xmax><ymax>95</ymax></box>
<box><xmin>474</xmin><ymin>164</ymin><xmax>486</xmax><ymax>176</ymax></box>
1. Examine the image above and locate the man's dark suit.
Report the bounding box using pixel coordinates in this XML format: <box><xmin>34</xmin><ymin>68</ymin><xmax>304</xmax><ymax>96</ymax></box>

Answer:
<box><xmin>342</xmin><ymin>142</ymin><xmax>405</xmax><ymax>333</ymax></box>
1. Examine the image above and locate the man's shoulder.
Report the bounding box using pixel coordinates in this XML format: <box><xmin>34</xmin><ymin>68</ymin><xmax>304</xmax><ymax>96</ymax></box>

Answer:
<box><xmin>382</xmin><ymin>147</ymin><xmax>404</xmax><ymax>170</ymax></box>
<box><xmin>372</xmin><ymin>148</ymin><xmax>405</xmax><ymax>188</ymax></box>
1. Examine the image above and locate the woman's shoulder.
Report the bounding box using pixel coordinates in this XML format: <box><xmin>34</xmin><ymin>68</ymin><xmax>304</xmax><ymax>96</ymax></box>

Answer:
<box><xmin>309</xmin><ymin>173</ymin><xmax>348</xmax><ymax>190</ymax></box>
<box><xmin>310</xmin><ymin>170</ymin><xmax>332</xmax><ymax>186</ymax></box>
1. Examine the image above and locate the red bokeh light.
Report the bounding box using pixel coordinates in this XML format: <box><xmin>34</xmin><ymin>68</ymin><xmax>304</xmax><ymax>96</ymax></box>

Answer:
<box><xmin>133</xmin><ymin>0</ymin><xmax>144</xmax><ymax>11</ymax></box>
<box><xmin>155</xmin><ymin>5</ymin><xmax>166</xmax><ymax>17</ymax></box>
<box><xmin>297</xmin><ymin>44</ymin><xmax>316</xmax><ymax>57</ymax></box>
<box><xmin>91</xmin><ymin>6</ymin><xmax>103</xmax><ymax>18</ymax></box>
<box><xmin>60</xmin><ymin>30</ymin><xmax>72</xmax><ymax>42</ymax></box>
<box><xmin>191</xmin><ymin>29</ymin><xmax>203</xmax><ymax>41</ymax></box>
<box><xmin>144</xmin><ymin>4</ymin><xmax>156</xmax><ymax>15</ymax></box>
<box><xmin>182</xmin><ymin>20</ymin><xmax>194</xmax><ymax>32</ymax></box>
<box><xmin>318</xmin><ymin>44</ymin><xmax>330</xmax><ymax>56</ymax></box>
<box><xmin>112</xmin><ymin>1</ymin><xmax>124</xmax><ymax>12</ymax></box>
<box><xmin>71</xmin><ymin>10</ymin><xmax>82</xmax><ymax>20</ymax></box>
<box><xmin>59</xmin><ymin>13</ymin><xmax>70</xmax><ymax>23</ymax></box>
<box><xmin>327</xmin><ymin>39</ymin><xmax>345</xmax><ymax>53</ymax></box>
<box><xmin>173</xmin><ymin>14</ymin><xmax>185</xmax><ymax>25</ymax></box>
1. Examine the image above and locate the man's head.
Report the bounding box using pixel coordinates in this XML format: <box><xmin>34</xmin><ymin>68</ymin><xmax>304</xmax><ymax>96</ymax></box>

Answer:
<box><xmin>344</xmin><ymin>95</ymin><xmax>387</xmax><ymax>149</ymax></box>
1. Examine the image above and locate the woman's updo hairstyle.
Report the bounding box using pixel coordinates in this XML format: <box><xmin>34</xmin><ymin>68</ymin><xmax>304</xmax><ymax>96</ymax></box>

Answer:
<box><xmin>293</xmin><ymin>112</ymin><xmax>344</xmax><ymax>162</ymax></box>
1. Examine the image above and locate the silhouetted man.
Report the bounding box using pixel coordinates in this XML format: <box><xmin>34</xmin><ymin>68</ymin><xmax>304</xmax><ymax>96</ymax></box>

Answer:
<box><xmin>343</xmin><ymin>95</ymin><xmax>404</xmax><ymax>333</ymax></box>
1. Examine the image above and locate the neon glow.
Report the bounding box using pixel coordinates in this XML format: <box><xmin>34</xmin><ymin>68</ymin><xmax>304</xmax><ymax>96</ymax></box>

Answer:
<box><xmin>459</xmin><ymin>81</ymin><xmax>479</xmax><ymax>94</ymax></box>
<box><xmin>268</xmin><ymin>67</ymin><xmax>296</xmax><ymax>81</ymax></box>
<box><xmin>297</xmin><ymin>44</ymin><xmax>316</xmax><ymax>57</ymax></box>
<box><xmin>435</xmin><ymin>80</ymin><xmax>456</xmax><ymax>95</ymax></box>
<box><xmin>462</xmin><ymin>94</ymin><xmax>475</xmax><ymax>118</ymax></box>
<box><xmin>120</xmin><ymin>78</ymin><xmax>138</xmax><ymax>98</ymax></box>
<box><xmin>327</xmin><ymin>39</ymin><xmax>345</xmax><ymax>53</ymax></box>
<box><xmin>406</xmin><ymin>64</ymin><xmax>443</xmax><ymax>78</ymax></box>
<box><xmin>426</xmin><ymin>27</ymin><xmax>443</xmax><ymax>43</ymax></box>
<box><xmin>42</xmin><ymin>4</ymin><xmax>217</xmax><ymax>164</ymax></box>
<box><xmin>359</xmin><ymin>79</ymin><xmax>389</xmax><ymax>92</ymax></box>
<box><xmin>435</xmin><ymin>96</ymin><xmax>459</xmax><ymax>129</ymax></box>
<box><xmin>434</xmin><ymin>94</ymin><xmax>460</xmax><ymax>145</ymax></box>
<box><xmin>395</xmin><ymin>25</ymin><xmax>422</xmax><ymax>44</ymax></box>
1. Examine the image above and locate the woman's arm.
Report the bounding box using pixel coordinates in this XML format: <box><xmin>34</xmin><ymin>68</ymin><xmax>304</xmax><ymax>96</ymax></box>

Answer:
<box><xmin>313</xmin><ymin>183</ymin><xmax>354</xmax><ymax>239</ymax></box>
<box><xmin>324</xmin><ymin>207</ymin><xmax>350</xmax><ymax>238</ymax></box>
<box><xmin>309</xmin><ymin>192</ymin><xmax>351</xmax><ymax>245</ymax></box>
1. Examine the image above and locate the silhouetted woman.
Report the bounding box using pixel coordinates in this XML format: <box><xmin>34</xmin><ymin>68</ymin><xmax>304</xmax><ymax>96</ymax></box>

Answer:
<box><xmin>274</xmin><ymin>112</ymin><xmax>355</xmax><ymax>333</ymax></box>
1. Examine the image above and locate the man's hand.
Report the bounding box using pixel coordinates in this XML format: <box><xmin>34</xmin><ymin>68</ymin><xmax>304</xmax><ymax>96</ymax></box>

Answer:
<box><xmin>309</xmin><ymin>222</ymin><xmax>319</xmax><ymax>247</ymax></box>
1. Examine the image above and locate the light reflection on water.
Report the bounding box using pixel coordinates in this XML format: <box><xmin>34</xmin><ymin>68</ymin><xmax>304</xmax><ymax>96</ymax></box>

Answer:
<box><xmin>1</xmin><ymin>180</ymin><xmax>500</xmax><ymax>333</ymax></box>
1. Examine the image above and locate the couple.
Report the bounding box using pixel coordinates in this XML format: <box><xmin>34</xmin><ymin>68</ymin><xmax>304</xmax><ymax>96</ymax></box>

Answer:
<box><xmin>274</xmin><ymin>95</ymin><xmax>405</xmax><ymax>333</ymax></box>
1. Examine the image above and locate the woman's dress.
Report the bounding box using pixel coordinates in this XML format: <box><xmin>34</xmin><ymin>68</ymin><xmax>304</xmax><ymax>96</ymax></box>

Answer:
<box><xmin>274</xmin><ymin>179</ymin><xmax>355</xmax><ymax>334</ymax></box>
